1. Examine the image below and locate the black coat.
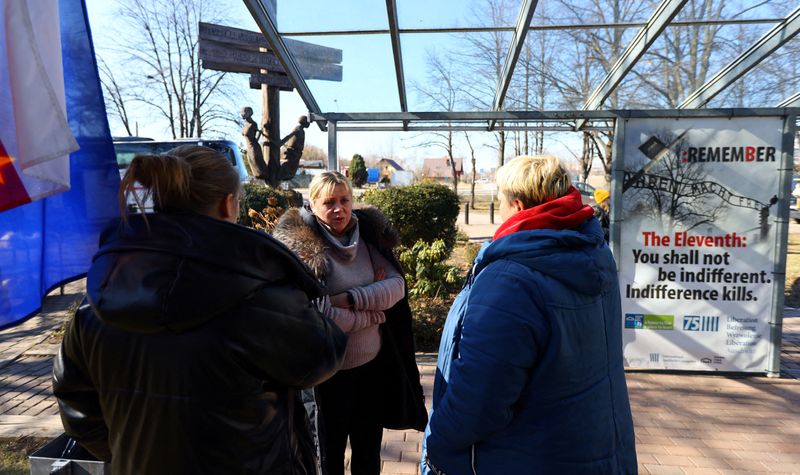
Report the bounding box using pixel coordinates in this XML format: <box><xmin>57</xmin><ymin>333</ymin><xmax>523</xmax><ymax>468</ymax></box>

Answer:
<box><xmin>52</xmin><ymin>213</ymin><xmax>347</xmax><ymax>475</ymax></box>
<box><xmin>274</xmin><ymin>206</ymin><xmax>428</xmax><ymax>431</ymax></box>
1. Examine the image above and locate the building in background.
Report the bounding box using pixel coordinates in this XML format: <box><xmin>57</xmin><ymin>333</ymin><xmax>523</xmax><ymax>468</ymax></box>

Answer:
<box><xmin>377</xmin><ymin>158</ymin><xmax>404</xmax><ymax>182</ymax></box>
<box><xmin>421</xmin><ymin>157</ymin><xmax>463</xmax><ymax>182</ymax></box>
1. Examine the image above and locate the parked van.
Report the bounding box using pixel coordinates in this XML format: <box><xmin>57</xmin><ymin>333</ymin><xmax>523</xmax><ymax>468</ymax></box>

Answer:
<box><xmin>113</xmin><ymin>138</ymin><xmax>249</xmax><ymax>181</ymax></box>
<box><xmin>113</xmin><ymin>138</ymin><xmax>250</xmax><ymax>212</ymax></box>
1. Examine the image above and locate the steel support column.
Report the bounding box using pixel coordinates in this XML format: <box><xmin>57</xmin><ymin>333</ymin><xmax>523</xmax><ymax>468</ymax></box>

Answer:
<box><xmin>575</xmin><ymin>0</ymin><xmax>687</xmax><ymax>130</ymax></box>
<box><xmin>488</xmin><ymin>0</ymin><xmax>539</xmax><ymax>131</ymax></box>
<box><xmin>767</xmin><ymin>114</ymin><xmax>797</xmax><ymax>377</ymax></box>
<box><xmin>327</xmin><ymin>120</ymin><xmax>338</xmax><ymax>171</ymax></box>
<box><xmin>680</xmin><ymin>5</ymin><xmax>800</xmax><ymax>109</ymax></box>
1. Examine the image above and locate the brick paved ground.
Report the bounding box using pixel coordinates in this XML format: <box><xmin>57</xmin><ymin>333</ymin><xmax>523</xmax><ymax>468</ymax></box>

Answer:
<box><xmin>1</xmin><ymin>280</ymin><xmax>799</xmax><ymax>474</ymax></box>
<box><xmin>0</xmin><ymin>280</ymin><xmax>82</xmax><ymax>437</ymax></box>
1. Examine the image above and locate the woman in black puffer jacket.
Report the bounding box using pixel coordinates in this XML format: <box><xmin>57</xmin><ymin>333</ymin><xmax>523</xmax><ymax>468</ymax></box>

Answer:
<box><xmin>52</xmin><ymin>145</ymin><xmax>347</xmax><ymax>474</ymax></box>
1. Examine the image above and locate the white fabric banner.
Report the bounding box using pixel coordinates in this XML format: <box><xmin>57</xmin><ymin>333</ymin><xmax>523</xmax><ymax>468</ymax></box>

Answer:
<box><xmin>0</xmin><ymin>0</ymin><xmax>78</xmax><ymax>210</ymax></box>
<box><xmin>619</xmin><ymin>116</ymin><xmax>785</xmax><ymax>372</ymax></box>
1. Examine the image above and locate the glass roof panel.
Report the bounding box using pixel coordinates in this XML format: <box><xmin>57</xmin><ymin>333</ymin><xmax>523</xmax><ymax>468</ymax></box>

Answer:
<box><xmin>401</xmin><ymin>31</ymin><xmax>514</xmax><ymax>112</ymax></box>
<box><xmin>276</xmin><ymin>0</ymin><xmax>388</xmax><ymax>33</ymax></box>
<box><xmin>706</xmin><ymin>38</ymin><xmax>800</xmax><ymax>108</ymax></box>
<box><xmin>503</xmin><ymin>25</ymin><xmax>642</xmax><ymax>111</ymax></box>
<box><xmin>547</xmin><ymin>0</ymin><xmax>655</xmax><ymax>25</ymax></box>
<box><xmin>677</xmin><ymin>0</ymin><xmax>792</xmax><ymax>21</ymax></box>
<box><xmin>619</xmin><ymin>21</ymin><xmax>788</xmax><ymax>109</ymax></box>
<box><xmin>283</xmin><ymin>34</ymin><xmax>400</xmax><ymax>112</ymax></box>
<box><xmin>397</xmin><ymin>0</ymin><xmax>522</xmax><ymax>30</ymax></box>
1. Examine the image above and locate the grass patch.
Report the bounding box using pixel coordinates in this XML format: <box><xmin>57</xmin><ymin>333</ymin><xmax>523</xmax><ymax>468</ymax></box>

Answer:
<box><xmin>46</xmin><ymin>299</ymin><xmax>80</xmax><ymax>346</ymax></box>
<box><xmin>0</xmin><ymin>437</ymin><xmax>50</xmax><ymax>475</ymax></box>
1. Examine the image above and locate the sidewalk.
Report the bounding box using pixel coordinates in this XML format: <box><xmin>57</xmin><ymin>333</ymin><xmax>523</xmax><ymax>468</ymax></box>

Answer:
<box><xmin>456</xmin><ymin>205</ymin><xmax>499</xmax><ymax>242</ymax></box>
<box><xmin>0</xmin><ymin>280</ymin><xmax>82</xmax><ymax>438</ymax></box>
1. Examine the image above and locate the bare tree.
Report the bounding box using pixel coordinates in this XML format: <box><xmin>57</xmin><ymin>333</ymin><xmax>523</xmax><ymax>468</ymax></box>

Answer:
<box><xmin>633</xmin><ymin>0</ymin><xmax>769</xmax><ymax>108</ymax></box>
<box><xmin>550</xmin><ymin>0</ymin><xmax>652</xmax><ymax>186</ymax></box>
<box><xmin>98</xmin><ymin>57</ymin><xmax>135</xmax><ymax>136</ymax></box>
<box><xmin>412</xmin><ymin>52</ymin><xmax>463</xmax><ymax>193</ymax></box>
<box><xmin>108</xmin><ymin>0</ymin><xmax>240</xmax><ymax>138</ymax></box>
<box><xmin>459</xmin><ymin>0</ymin><xmax>518</xmax><ymax>168</ymax></box>
<box><xmin>301</xmin><ymin>144</ymin><xmax>327</xmax><ymax>164</ymax></box>
<box><xmin>464</xmin><ymin>132</ymin><xmax>478</xmax><ymax>208</ymax></box>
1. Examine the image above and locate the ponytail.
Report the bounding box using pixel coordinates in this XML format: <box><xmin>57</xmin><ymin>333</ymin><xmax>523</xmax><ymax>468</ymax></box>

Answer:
<box><xmin>119</xmin><ymin>145</ymin><xmax>240</xmax><ymax>224</ymax></box>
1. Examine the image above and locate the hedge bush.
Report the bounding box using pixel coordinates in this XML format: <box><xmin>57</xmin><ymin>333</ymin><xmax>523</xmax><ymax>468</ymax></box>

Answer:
<box><xmin>361</xmin><ymin>181</ymin><xmax>460</xmax><ymax>252</ymax></box>
<box><xmin>238</xmin><ymin>183</ymin><xmax>302</xmax><ymax>228</ymax></box>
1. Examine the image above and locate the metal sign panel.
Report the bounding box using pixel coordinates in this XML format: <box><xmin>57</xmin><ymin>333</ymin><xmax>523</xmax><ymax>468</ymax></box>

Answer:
<box><xmin>199</xmin><ymin>39</ymin><xmax>342</xmax><ymax>81</ymax></box>
<box><xmin>617</xmin><ymin>116</ymin><xmax>787</xmax><ymax>373</ymax></box>
<box><xmin>199</xmin><ymin>40</ymin><xmax>283</xmax><ymax>71</ymax></box>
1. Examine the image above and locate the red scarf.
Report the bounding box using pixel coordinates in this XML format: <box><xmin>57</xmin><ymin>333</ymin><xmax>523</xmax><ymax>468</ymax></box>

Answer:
<box><xmin>493</xmin><ymin>187</ymin><xmax>595</xmax><ymax>241</ymax></box>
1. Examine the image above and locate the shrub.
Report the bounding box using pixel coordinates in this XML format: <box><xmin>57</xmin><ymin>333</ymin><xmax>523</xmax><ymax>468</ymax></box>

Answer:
<box><xmin>410</xmin><ymin>296</ymin><xmax>451</xmax><ymax>352</ymax></box>
<box><xmin>350</xmin><ymin>154</ymin><xmax>368</xmax><ymax>187</ymax></box>
<box><xmin>238</xmin><ymin>183</ymin><xmax>302</xmax><ymax>229</ymax></box>
<box><xmin>361</xmin><ymin>181</ymin><xmax>460</xmax><ymax>252</ymax></box>
<box><xmin>399</xmin><ymin>240</ymin><xmax>463</xmax><ymax>298</ymax></box>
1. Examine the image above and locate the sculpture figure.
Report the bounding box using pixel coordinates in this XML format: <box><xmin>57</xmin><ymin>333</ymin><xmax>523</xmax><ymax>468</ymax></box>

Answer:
<box><xmin>277</xmin><ymin>115</ymin><xmax>311</xmax><ymax>182</ymax></box>
<box><xmin>241</xmin><ymin>107</ymin><xmax>269</xmax><ymax>180</ymax></box>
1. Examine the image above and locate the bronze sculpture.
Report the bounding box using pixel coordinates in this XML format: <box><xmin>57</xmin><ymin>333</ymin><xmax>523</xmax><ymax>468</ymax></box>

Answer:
<box><xmin>278</xmin><ymin>115</ymin><xmax>310</xmax><ymax>181</ymax></box>
<box><xmin>241</xmin><ymin>107</ymin><xmax>269</xmax><ymax>180</ymax></box>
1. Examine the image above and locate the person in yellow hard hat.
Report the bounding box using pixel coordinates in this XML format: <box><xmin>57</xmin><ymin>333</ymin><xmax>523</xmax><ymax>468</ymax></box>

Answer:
<box><xmin>593</xmin><ymin>189</ymin><xmax>610</xmax><ymax>242</ymax></box>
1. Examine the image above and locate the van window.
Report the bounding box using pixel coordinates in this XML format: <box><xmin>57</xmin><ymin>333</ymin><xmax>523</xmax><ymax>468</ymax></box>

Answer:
<box><xmin>113</xmin><ymin>139</ymin><xmax>249</xmax><ymax>213</ymax></box>
<box><xmin>114</xmin><ymin>141</ymin><xmax>237</xmax><ymax>169</ymax></box>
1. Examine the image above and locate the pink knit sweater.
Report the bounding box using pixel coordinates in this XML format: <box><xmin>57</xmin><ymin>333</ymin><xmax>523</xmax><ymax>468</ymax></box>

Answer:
<box><xmin>320</xmin><ymin>223</ymin><xmax>405</xmax><ymax>370</ymax></box>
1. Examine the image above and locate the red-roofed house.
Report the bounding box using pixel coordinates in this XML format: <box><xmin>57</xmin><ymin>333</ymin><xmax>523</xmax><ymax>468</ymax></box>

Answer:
<box><xmin>422</xmin><ymin>157</ymin><xmax>463</xmax><ymax>182</ymax></box>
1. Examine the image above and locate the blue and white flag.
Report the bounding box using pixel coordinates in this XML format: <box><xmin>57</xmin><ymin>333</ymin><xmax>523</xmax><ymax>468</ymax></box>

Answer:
<box><xmin>0</xmin><ymin>0</ymin><xmax>119</xmax><ymax>326</ymax></box>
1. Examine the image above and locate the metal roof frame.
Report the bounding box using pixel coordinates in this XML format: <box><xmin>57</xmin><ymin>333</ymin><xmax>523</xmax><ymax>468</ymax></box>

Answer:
<box><xmin>385</xmin><ymin>0</ymin><xmax>409</xmax><ymax>130</ymax></box>
<box><xmin>243</xmin><ymin>0</ymin><xmax>325</xmax><ymax>129</ymax></box>
<box><xmin>278</xmin><ymin>18</ymin><xmax>784</xmax><ymax>37</ymax></box>
<box><xmin>243</xmin><ymin>0</ymin><xmax>800</xmax><ymax>133</ymax></box>
<box><xmin>575</xmin><ymin>0</ymin><xmax>688</xmax><ymax>130</ymax></box>
<box><xmin>779</xmin><ymin>93</ymin><xmax>800</xmax><ymax>108</ymax></box>
<box><xmin>489</xmin><ymin>0</ymin><xmax>539</xmax><ymax>131</ymax></box>
<box><xmin>312</xmin><ymin>107</ymin><xmax>800</xmax><ymax>123</ymax></box>
<box><xmin>680</xmin><ymin>5</ymin><xmax>800</xmax><ymax>109</ymax></box>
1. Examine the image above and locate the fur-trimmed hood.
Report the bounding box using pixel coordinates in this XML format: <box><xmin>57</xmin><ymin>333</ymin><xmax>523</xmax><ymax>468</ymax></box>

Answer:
<box><xmin>273</xmin><ymin>205</ymin><xmax>400</xmax><ymax>280</ymax></box>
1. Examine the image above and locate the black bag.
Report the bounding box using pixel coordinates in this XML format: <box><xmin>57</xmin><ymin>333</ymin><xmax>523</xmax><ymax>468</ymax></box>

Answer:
<box><xmin>377</xmin><ymin>298</ymin><xmax>429</xmax><ymax>431</ymax></box>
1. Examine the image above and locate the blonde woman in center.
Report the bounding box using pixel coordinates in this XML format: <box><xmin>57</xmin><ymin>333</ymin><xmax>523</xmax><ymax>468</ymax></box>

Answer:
<box><xmin>274</xmin><ymin>171</ymin><xmax>426</xmax><ymax>475</ymax></box>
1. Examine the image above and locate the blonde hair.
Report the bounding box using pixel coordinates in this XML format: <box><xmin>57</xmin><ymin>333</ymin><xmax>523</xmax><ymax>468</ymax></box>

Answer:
<box><xmin>309</xmin><ymin>171</ymin><xmax>353</xmax><ymax>202</ymax></box>
<box><xmin>119</xmin><ymin>145</ymin><xmax>240</xmax><ymax>222</ymax></box>
<box><xmin>495</xmin><ymin>155</ymin><xmax>571</xmax><ymax>208</ymax></box>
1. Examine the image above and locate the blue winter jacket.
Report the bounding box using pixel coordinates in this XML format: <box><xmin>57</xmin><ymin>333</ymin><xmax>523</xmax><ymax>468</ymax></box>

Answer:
<box><xmin>421</xmin><ymin>217</ymin><xmax>636</xmax><ymax>474</ymax></box>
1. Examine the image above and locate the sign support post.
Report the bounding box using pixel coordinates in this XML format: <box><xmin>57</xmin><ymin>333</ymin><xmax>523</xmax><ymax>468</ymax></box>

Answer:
<box><xmin>767</xmin><ymin>114</ymin><xmax>798</xmax><ymax>376</ymax></box>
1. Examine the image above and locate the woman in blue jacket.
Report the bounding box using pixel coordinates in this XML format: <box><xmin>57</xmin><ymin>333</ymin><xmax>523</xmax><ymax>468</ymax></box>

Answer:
<box><xmin>422</xmin><ymin>155</ymin><xmax>636</xmax><ymax>474</ymax></box>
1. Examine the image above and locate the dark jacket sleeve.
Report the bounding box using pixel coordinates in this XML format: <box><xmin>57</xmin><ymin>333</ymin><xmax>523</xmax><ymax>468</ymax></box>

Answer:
<box><xmin>237</xmin><ymin>284</ymin><xmax>347</xmax><ymax>389</ymax></box>
<box><xmin>51</xmin><ymin>304</ymin><xmax>112</xmax><ymax>462</ymax></box>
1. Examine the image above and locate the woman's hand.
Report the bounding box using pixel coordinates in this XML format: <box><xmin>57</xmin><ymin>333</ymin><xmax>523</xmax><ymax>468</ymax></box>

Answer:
<box><xmin>330</xmin><ymin>292</ymin><xmax>352</xmax><ymax>309</ymax></box>
<box><xmin>374</xmin><ymin>267</ymin><xmax>386</xmax><ymax>281</ymax></box>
